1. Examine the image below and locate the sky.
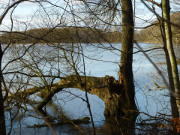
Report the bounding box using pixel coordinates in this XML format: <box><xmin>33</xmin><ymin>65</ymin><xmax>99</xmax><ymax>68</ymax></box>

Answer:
<box><xmin>0</xmin><ymin>0</ymin><xmax>179</xmax><ymax>31</ymax></box>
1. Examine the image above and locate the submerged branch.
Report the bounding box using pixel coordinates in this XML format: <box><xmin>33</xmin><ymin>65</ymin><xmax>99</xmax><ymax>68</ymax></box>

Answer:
<box><xmin>31</xmin><ymin>117</ymin><xmax>90</xmax><ymax>128</ymax></box>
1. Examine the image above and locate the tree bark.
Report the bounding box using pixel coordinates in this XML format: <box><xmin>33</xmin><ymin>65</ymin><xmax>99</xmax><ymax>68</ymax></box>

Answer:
<box><xmin>163</xmin><ymin>38</ymin><xmax>179</xmax><ymax>117</ymax></box>
<box><xmin>161</xmin><ymin>22</ymin><xmax>179</xmax><ymax>117</ymax></box>
<box><xmin>0</xmin><ymin>85</ymin><xmax>6</xmax><ymax>135</ymax></box>
<box><xmin>119</xmin><ymin>0</ymin><xmax>138</xmax><ymax>116</ymax></box>
<box><xmin>162</xmin><ymin>0</ymin><xmax>180</xmax><ymax>117</ymax></box>
<box><xmin>0</xmin><ymin>45</ymin><xmax>6</xmax><ymax>135</ymax></box>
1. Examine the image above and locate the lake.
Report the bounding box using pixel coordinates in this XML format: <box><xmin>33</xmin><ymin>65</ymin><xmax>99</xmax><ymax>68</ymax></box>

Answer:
<box><xmin>3</xmin><ymin>42</ymin><xmax>180</xmax><ymax>134</ymax></box>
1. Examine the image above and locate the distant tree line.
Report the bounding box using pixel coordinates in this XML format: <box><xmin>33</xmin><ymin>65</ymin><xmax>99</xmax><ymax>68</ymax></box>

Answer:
<box><xmin>0</xmin><ymin>12</ymin><xmax>179</xmax><ymax>44</ymax></box>
<box><xmin>135</xmin><ymin>12</ymin><xmax>180</xmax><ymax>44</ymax></box>
<box><xmin>0</xmin><ymin>27</ymin><xmax>122</xmax><ymax>44</ymax></box>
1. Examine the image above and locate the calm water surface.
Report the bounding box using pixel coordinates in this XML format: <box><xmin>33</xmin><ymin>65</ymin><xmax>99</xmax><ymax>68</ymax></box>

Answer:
<box><xmin>4</xmin><ymin>43</ymin><xmax>180</xmax><ymax>134</ymax></box>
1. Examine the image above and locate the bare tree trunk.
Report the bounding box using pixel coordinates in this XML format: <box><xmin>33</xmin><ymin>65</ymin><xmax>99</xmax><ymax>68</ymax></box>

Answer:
<box><xmin>0</xmin><ymin>87</ymin><xmax>6</xmax><ymax>135</ymax></box>
<box><xmin>119</xmin><ymin>0</ymin><xmax>138</xmax><ymax>116</ymax></box>
<box><xmin>0</xmin><ymin>45</ymin><xmax>6</xmax><ymax>135</ymax></box>
<box><xmin>162</xmin><ymin>0</ymin><xmax>180</xmax><ymax>117</ymax></box>
<box><xmin>164</xmin><ymin>40</ymin><xmax>179</xmax><ymax>117</ymax></box>
<box><xmin>161</xmin><ymin>21</ymin><xmax>179</xmax><ymax>117</ymax></box>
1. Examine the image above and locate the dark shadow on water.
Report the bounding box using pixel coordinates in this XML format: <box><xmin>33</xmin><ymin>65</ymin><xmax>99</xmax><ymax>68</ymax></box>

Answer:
<box><xmin>7</xmin><ymin>121</ymin><xmax>136</xmax><ymax>135</ymax></box>
<box><xmin>8</xmin><ymin>118</ymin><xmax>179</xmax><ymax>135</ymax></box>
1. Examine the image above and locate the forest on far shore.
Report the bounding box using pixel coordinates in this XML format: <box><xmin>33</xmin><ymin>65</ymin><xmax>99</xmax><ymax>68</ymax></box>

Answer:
<box><xmin>0</xmin><ymin>12</ymin><xmax>180</xmax><ymax>44</ymax></box>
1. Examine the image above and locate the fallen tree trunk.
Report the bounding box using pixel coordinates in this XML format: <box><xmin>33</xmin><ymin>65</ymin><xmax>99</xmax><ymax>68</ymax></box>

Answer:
<box><xmin>9</xmin><ymin>75</ymin><xmax>139</xmax><ymax>122</ymax></box>
<box><xmin>10</xmin><ymin>75</ymin><xmax>123</xmax><ymax>119</ymax></box>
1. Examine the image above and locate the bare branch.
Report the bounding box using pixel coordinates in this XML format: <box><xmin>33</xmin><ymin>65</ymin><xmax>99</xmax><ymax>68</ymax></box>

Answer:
<box><xmin>140</xmin><ymin>0</ymin><xmax>180</xmax><ymax>29</ymax></box>
<box><xmin>144</xmin><ymin>0</ymin><xmax>161</xmax><ymax>7</ymax></box>
<box><xmin>0</xmin><ymin>0</ymin><xmax>27</xmax><ymax>25</ymax></box>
